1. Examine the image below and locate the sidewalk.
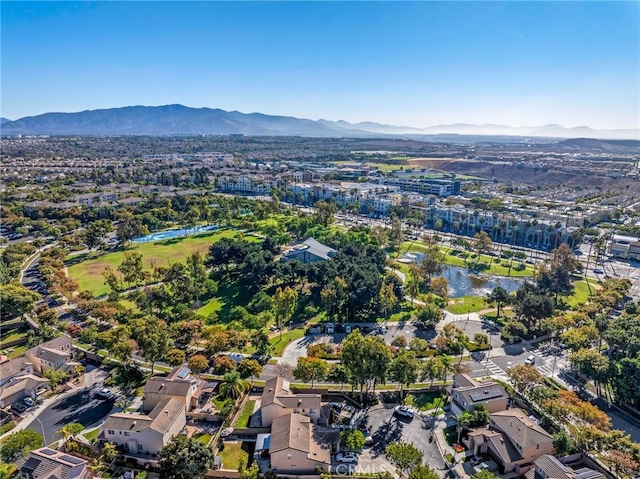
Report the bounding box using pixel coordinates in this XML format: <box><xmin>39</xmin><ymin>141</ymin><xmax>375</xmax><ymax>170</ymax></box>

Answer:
<box><xmin>1</xmin><ymin>386</ymin><xmax>77</xmax><ymax>440</ymax></box>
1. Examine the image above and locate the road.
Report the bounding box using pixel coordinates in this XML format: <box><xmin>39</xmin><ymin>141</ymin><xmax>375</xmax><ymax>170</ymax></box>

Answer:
<box><xmin>27</xmin><ymin>384</ymin><xmax>115</xmax><ymax>445</ymax></box>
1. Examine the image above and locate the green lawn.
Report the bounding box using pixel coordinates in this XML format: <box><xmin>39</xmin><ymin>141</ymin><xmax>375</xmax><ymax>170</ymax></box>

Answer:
<box><xmin>196</xmin><ymin>297</ymin><xmax>224</xmax><ymax>319</ymax></box>
<box><xmin>0</xmin><ymin>330</ymin><xmax>28</xmax><ymax>348</ymax></box>
<box><xmin>445</xmin><ymin>296</ymin><xmax>488</xmax><ymax>314</ymax></box>
<box><xmin>218</xmin><ymin>441</ymin><xmax>251</xmax><ymax>470</ymax></box>
<box><xmin>83</xmin><ymin>428</ymin><xmax>100</xmax><ymax>443</ymax></box>
<box><xmin>269</xmin><ymin>329</ymin><xmax>305</xmax><ymax>357</ymax></box>
<box><xmin>194</xmin><ymin>432</ymin><xmax>212</xmax><ymax>444</ymax></box>
<box><xmin>409</xmin><ymin>392</ymin><xmax>448</xmax><ymax>411</ymax></box>
<box><xmin>213</xmin><ymin>395</ymin><xmax>231</xmax><ymax>411</ymax></box>
<box><xmin>235</xmin><ymin>400</ymin><xmax>255</xmax><ymax>428</ymax></box>
<box><xmin>561</xmin><ymin>280</ymin><xmax>593</xmax><ymax>309</ymax></box>
<box><xmin>67</xmin><ymin>228</ymin><xmax>244</xmax><ymax>296</ymax></box>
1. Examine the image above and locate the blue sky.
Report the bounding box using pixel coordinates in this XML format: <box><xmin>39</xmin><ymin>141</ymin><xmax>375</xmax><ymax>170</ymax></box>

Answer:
<box><xmin>2</xmin><ymin>1</ymin><xmax>639</xmax><ymax>129</ymax></box>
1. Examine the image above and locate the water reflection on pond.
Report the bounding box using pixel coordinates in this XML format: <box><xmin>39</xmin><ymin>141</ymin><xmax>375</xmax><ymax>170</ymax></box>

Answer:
<box><xmin>442</xmin><ymin>265</ymin><xmax>524</xmax><ymax>298</ymax></box>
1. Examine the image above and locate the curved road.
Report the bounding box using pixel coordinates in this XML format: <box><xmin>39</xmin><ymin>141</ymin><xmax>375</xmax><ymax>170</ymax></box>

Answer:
<box><xmin>27</xmin><ymin>385</ymin><xmax>115</xmax><ymax>445</ymax></box>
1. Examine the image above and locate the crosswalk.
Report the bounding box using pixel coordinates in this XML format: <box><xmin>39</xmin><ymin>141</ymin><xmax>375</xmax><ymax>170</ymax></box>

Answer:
<box><xmin>483</xmin><ymin>354</ymin><xmax>556</xmax><ymax>380</ymax></box>
<box><xmin>484</xmin><ymin>360</ymin><xmax>506</xmax><ymax>377</ymax></box>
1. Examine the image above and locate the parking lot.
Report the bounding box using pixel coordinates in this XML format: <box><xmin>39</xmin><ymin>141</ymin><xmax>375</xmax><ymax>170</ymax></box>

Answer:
<box><xmin>356</xmin><ymin>406</ymin><xmax>447</xmax><ymax>474</ymax></box>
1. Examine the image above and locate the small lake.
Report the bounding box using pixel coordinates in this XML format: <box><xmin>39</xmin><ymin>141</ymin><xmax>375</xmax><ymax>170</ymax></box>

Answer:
<box><xmin>442</xmin><ymin>265</ymin><xmax>524</xmax><ymax>298</ymax></box>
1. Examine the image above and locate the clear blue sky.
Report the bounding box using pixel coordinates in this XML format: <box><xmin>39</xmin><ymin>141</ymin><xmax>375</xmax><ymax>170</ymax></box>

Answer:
<box><xmin>2</xmin><ymin>1</ymin><xmax>639</xmax><ymax>129</ymax></box>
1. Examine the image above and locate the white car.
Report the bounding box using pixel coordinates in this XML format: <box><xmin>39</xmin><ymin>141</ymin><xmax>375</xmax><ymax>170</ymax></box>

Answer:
<box><xmin>394</xmin><ymin>406</ymin><xmax>414</xmax><ymax>419</ymax></box>
<box><xmin>524</xmin><ymin>355</ymin><xmax>536</xmax><ymax>366</ymax></box>
<box><xmin>96</xmin><ymin>388</ymin><xmax>112</xmax><ymax>399</ymax></box>
<box><xmin>336</xmin><ymin>452</ymin><xmax>358</xmax><ymax>463</ymax></box>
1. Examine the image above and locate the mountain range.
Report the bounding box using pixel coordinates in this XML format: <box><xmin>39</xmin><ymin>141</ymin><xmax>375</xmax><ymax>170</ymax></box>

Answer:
<box><xmin>1</xmin><ymin>104</ymin><xmax>638</xmax><ymax>140</ymax></box>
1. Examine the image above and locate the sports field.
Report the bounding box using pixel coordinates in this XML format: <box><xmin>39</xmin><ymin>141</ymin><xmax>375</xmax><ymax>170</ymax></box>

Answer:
<box><xmin>67</xmin><ymin>228</ymin><xmax>246</xmax><ymax>296</ymax></box>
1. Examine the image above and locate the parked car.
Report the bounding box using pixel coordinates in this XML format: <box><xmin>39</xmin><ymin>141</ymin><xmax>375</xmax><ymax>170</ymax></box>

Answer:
<box><xmin>96</xmin><ymin>388</ymin><xmax>112</xmax><ymax>399</ymax></box>
<box><xmin>594</xmin><ymin>269</ymin><xmax>604</xmax><ymax>274</ymax></box>
<box><xmin>344</xmin><ymin>325</ymin><xmax>352</xmax><ymax>334</ymax></box>
<box><xmin>11</xmin><ymin>403</ymin><xmax>27</xmax><ymax>413</ymax></box>
<box><xmin>394</xmin><ymin>406</ymin><xmax>414</xmax><ymax>419</ymax></box>
<box><xmin>524</xmin><ymin>355</ymin><xmax>536</xmax><ymax>366</ymax></box>
<box><xmin>336</xmin><ymin>452</ymin><xmax>358</xmax><ymax>463</ymax></box>
<box><xmin>22</xmin><ymin>397</ymin><xmax>36</xmax><ymax>407</ymax></box>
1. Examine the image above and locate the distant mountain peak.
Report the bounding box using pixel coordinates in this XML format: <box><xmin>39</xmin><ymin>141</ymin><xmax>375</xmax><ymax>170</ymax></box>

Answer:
<box><xmin>1</xmin><ymin>105</ymin><xmax>638</xmax><ymax>140</ymax></box>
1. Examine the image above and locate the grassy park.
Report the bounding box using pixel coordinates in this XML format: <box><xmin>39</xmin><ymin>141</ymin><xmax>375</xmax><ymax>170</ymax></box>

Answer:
<box><xmin>67</xmin><ymin>228</ymin><xmax>244</xmax><ymax>296</ymax></box>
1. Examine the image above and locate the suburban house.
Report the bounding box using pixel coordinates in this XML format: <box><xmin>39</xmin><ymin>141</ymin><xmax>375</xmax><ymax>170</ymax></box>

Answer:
<box><xmin>525</xmin><ymin>455</ymin><xmax>605</xmax><ymax>479</ymax></box>
<box><xmin>18</xmin><ymin>447</ymin><xmax>87</xmax><ymax>479</ymax></box>
<box><xmin>142</xmin><ymin>365</ymin><xmax>203</xmax><ymax>413</ymax></box>
<box><xmin>268</xmin><ymin>412</ymin><xmax>332</xmax><ymax>474</ymax></box>
<box><xmin>260</xmin><ymin>377</ymin><xmax>322</xmax><ymax>427</ymax></box>
<box><xmin>0</xmin><ymin>374</ymin><xmax>49</xmax><ymax>408</ymax></box>
<box><xmin>281</xmin><ymin>238</ymin><xmax>336</xmax><ymax>264</ymax></box>
<box><xmin>25</xmin><ymin>335</ymin><xmax>76</xmax><ymax>374</ymax></box>
<box><xmin>100</xmin><ymin>397</ymin><xmax>186</xmax><ymax>460</ymax></box>
<box><xmin>465</xmin><ymin>409</ymin><xmax>554</xmax><ymax>473</ymax></box>
<box><xmin>0</xmin><ymin>357</ymin><xmax>34</xmax><ymax>386</ymax></box>
<box><xmin>450</xmin><ymin>374</ymin><xmax>509</xmax><ymax>415</ymax></box>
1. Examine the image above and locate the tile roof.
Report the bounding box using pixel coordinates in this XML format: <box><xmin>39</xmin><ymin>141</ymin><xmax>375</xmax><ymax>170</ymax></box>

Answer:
<box><xmin>261</xmin><ymin>377</ymin><xmax>321</xmax><ymax>409</ymax></box>
<box><xmin>490</xmin><ymin>409</ymin><xmax>553</xmax><ymax>448</ymax></box>
<box><xmin>269</xmin><ymin>412</ymin><xmax>331</xmax><ymax>464</ymax></box>
<box><xmin>0</xmin><ymin>357</ymin><xmax>33</xmax><ymax>380</ymax></box>
<box><xmin>0</xmin><ymin>374</ymin><xmax>49</xmax><ymax>400</ymax></box>
<box><xmin>26</xmin><ymin>336</ymin><xmax>73</xmax><ymax>364</ymax></box>
<box><xmin>524</xmin><ymin>455</ymin><xmax>605</xmax><ymax>479</ymax></box>
<box><xmin>143</xmin><ymin>377</ymin><xmax>194</xmax><ymax>397</ymax></box>
<box><xmin>18</xmin><ymin>448</ymin><xmax>87</xmax><ymax>479</ymax></box>
<box><xmin>102</xmin><ymin>398</ymin><xmax>185</xmax><ymax>435</ymax></box>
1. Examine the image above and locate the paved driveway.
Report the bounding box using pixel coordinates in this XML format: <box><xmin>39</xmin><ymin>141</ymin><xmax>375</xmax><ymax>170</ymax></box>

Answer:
<box><xmin>358</xmin><ymin>406</ymin><xmax>447</xmax><ymax>475</ymax></box>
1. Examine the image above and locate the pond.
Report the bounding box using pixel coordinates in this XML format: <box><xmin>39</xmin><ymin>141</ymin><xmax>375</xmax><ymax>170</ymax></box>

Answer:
<box><xmin>132</xmin><ymin>224</ymin><xmax>218</xmax><ymax>243</ymax></box>
<box><xmin>442</xmin><ymin>265</ymin><xmax>524</xmax><ymax>298</ymax></box>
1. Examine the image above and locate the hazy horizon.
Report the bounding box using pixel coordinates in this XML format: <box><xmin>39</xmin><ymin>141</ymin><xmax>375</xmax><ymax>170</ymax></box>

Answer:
<box><xmin>2</xmin><ymin>2</ymin><xmax>639</xmax><ymax>130</ymax></box>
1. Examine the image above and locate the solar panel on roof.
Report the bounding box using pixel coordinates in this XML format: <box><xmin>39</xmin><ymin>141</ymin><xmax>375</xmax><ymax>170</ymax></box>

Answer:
<box><xmin>60</xmin><ymin>455</ymin><xmax>84</xmax><ymax>465</ymax></box>
<box><xmin>469</xmin><ymin>388</ymin><xmax>504</xmax><ymax>402</ymax></box>
<box><xmin>177</xmin><ymin>367</ymin><xmax>190</xmax><ymax>379</ymax></box>
<box><xmin>40</xmin><ymin>448</ymin><xmax>57</xmax><ymax>456</ymax></box>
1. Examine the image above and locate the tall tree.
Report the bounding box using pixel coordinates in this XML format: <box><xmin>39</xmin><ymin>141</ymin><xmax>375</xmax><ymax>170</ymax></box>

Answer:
<box><xmin>486</xmin><ymin>286</ymin><xmax>511</xmax><ymax>318</ymax></box>
<box><xmin>379</xmin><ymin>282</ymin><xmax>398</xmax><ymax>320</ymax></box>
<box><xmin>293</xmin><ymin>356</ymin><xmax>329</xmax><ymax>387</ymax></box>
<box><xmin>0</xmin><ymin>430</ymin><xmax>43</xmax><ymax>463</ymax></box>
<box><xmin>473</xmin><ymin>231</ymin><xmax>493</xmax><ymax>263</ymax></box>
<box><xmin>117</xmin><ymin>251</ymin><xmax>145</xmax><ymax>289</ymax></box>
<box><xmin>391</xmin><ymin>350</ymin><xmax>420</xmax><ymax>399</ymax></box>
<box><xmin>135</xmin><ymin>317</ymin><xmax>170</xmax><ymax>375</ymax></box>
<box><xmin>0</xmin><ymin>283</ymin><xmax>40</xmax><ymax>320</ymax></box>
<box><xmin>272</xmin><ymin>286</ymin><xmax>298</xmax><ymax>337</ymax></box>
<box><xmin>219</xmin><ymin>371</ymin><xmax>247</xmax><ymax>400</ymax></box>
<box><xmin>159</xmin><ymin>435</ymin><xmax>215</xmax><ymax>479</ymax></box>
<box><xmin>385</xmin><ymin>441</ymin><xmax>423</xmax><ymax>477</ymax></box>
<box><xmin>188</xmin><ymin>354</ymin><xmax>209</xmax><ymax>375</ymax></box>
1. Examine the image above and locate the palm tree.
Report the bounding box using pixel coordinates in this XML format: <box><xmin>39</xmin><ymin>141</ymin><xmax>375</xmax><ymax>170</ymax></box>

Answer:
<box><xmin>219</xmin><ymin>371</ymin><xmax>247</xmax><ymax>400</ymax></box>
<box><xmin>455</xmin><ymin>411</ymin><xmax>472</xmax><ymax>442</ymax></box>
<box><xmin>439</xmin><ymin>355</ymin><xmax>456</xmax><ymax>385</ymax></box>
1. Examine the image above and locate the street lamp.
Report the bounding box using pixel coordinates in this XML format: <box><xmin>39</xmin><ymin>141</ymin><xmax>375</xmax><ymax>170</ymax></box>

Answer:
<box><xmin>289</xmin><ymin>321</ymin><xmax>292</xmax><ymax>340</ymax></box>
<box><xmin>32</xmin><ymin>415</ymin><xmax>46</xmax><ymax>443</ymax></box>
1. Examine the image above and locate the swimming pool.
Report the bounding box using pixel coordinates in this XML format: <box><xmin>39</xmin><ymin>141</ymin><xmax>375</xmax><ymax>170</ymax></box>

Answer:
<box><xmin>132</xmin><ymin>225</ymin><xmax>218</xmax><ymax>243</ymax></box>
